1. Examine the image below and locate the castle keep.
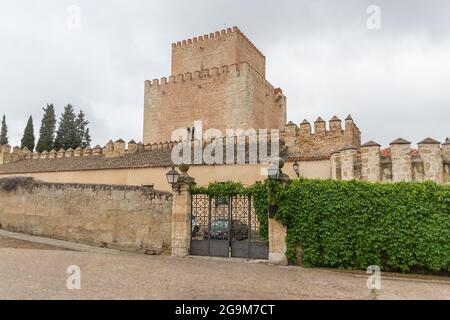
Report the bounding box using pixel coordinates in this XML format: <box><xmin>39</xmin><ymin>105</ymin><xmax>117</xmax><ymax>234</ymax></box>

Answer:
<box><xmin>0</xmin><ymin>27</ymin><xmax>448</xmax><ymax>189</ymax></box>
<box><xmin>143</xmin><ymin>27</ymin><xmax>287</xmax><ymax>144</ymax></box>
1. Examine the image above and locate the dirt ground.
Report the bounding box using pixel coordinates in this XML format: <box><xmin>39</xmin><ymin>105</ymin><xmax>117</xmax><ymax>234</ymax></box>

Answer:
<box><xmin>0</xmin><ymin>231</ymin><xmax>448</xmax><ymax>300</ymax></box>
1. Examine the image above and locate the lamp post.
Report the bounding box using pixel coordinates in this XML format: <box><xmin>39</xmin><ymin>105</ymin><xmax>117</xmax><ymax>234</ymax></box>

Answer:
<box><xmin>293</xmin><ymin>160</ymin><xmax>300</xmax><ymax>178</ymax></box>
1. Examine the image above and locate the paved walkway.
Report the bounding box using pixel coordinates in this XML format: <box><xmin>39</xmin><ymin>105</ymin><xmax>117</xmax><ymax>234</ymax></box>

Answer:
<box><xmin>0</xmin><ymin>230</ymin><xmax>448</xmax><ymax>300</ymax></box>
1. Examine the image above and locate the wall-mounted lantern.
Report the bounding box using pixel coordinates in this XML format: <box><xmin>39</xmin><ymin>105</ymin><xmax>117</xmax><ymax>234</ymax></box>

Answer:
<box><xmin>166</xmin><ymin>166</ymin><xmax>180</xmax><ymax>192</ymax></box>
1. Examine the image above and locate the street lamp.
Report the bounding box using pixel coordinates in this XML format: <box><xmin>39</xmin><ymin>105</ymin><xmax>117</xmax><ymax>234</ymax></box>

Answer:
<box><xmin>293</xmin><ymin>160</ymin><xmax>300</xmax><ymax>178</ymax></box>
<box><xmin>166</xmin><ymin>166</ymin><xmax>180</xmax><ymax>192</ymax></box>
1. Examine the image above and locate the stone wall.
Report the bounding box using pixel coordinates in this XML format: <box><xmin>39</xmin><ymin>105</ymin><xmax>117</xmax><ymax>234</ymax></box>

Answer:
<box><xmin>143</xmin><ymin>62</ymin><xmax>286</xmax><ymax>144</ymax></box>
<box><xmin>144</xmin><ymin>26</ymin><xmax>286</xmax><ymax>145</ymax></box>
<box><xmin>331</xmin><ymin>137</ymin><xmax>450</xmax><ymax>184</ymax></box>
<box><xmin>0</xmin><ymin>160</ymin><xmax>331</xmax><ymax>193</ymax></box>
<box><xmin>171</xmin><ymin>27</ymin><xmax>266</xmax><ymax>77</ymax></box>
<box><xmin>0</xmin><ymin>177</ymin><xmax>173</xmax><ymax>254</ymax></box>
<box><xmin>283</xmin><ymin>115</ymin><xmax>361</xmax><ymax>156</ymax></box>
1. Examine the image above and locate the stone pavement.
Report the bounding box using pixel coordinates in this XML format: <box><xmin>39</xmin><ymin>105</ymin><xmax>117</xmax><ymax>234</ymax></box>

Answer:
<box><xmin>0</xmin><ymin>230</ymin><xmax>448</xmax><ymax>300</ymax></box>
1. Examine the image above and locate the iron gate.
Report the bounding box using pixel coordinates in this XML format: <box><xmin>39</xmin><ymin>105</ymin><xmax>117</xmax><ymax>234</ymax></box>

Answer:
<box><xmin>190</xmin><ymin>194</ymin><xmax>269</xmax><ymax>259</ymax></box>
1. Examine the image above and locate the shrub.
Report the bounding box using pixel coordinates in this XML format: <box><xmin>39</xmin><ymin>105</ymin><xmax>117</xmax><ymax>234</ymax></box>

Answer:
<box><xmin>276</xmin><ymin>179</ymin><xmax>450</xmax><ymax>273</ymax></box>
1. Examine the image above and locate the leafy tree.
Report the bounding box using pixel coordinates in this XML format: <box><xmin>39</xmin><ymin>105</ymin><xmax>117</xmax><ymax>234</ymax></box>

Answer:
<box><xmin>75</xmin><ymin>110</ymin><xmax>91</xmax><ymax>148</ymax></box>
<box><xmin>36</xmin><ymin>104</ymin><xmax>56</xmax><ymax>153</ymax></box>
<box><xmin>21</xmin><ymin>116</ymin><xmax>35</xmax><ymax>151</ymax></box>
<box><xmin>54</xmin><ymin>104</ymin><xmax>77</xmax><ymax>150</ymax></box>
<box><xmin>0</xmin><ymin>115</ymin><xmax>8</xmax><ymax>145</ymax></box>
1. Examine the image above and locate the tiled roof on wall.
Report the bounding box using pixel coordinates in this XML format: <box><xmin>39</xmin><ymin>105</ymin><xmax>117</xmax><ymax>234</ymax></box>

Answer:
<box><xmin>0</xmin><ymin>149</ymin><xmax>174</xmax><ymax>174</ymax></box>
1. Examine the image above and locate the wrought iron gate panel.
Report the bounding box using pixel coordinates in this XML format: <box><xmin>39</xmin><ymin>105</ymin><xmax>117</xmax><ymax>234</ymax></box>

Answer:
<box><xmin>190</xmin><ymin>194</ymin><xmax>268</xmax><ymax>259</ymax></box>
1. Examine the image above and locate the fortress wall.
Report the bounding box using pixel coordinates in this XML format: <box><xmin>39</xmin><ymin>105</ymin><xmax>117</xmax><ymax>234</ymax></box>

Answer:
<box><xmin>0</xmin><ymin>178</ymin><xmax>173</xmax><ymax>254</ymax></box>
<box><xmin>283</xmin><ymin>115</ymin><xmax>361</xmax><ymax>156</ymax></box>
<box><xmin>0</xmin><ymin>160</ymin><xmax>331</xmax><ymax>193</ymax></box>
<box><xmin>330</xmin><ymin>138</ymin><xmax>449</xmax><ymax>184</ymax></box>
<box><xmin>143</xmin><ymin>63</ymin><xmax>285</xmax><ymax>144</ymax></box>
<box><xmin>171</xmin><ymin>27</ymin><xmax>266</xmax><ymax>76</ymax></box>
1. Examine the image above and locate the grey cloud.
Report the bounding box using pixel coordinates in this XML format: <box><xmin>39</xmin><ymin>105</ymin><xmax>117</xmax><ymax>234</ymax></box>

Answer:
<box><xmin>0</xmin><ymin>0</ymin><xmax>449</xmax><ymax>148</ymax></box>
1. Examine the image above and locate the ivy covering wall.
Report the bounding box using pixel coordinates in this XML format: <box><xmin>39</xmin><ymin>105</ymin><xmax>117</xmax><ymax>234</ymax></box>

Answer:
<box><xmin>276</xmin><ymin>179</ymin><xmax>450</xmax><ymax>272</ymax></box>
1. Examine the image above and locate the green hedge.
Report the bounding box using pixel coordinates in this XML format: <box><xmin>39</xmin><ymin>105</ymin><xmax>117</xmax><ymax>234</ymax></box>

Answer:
<box><xmin>190</xmin><ymin>179</ymin><xmax>450</xmax><ymax>273</ymax></box>
<box><xmin>276</xmin><ymin>179</ymin><xmax>450</xmax><ymax>273</ymax></box>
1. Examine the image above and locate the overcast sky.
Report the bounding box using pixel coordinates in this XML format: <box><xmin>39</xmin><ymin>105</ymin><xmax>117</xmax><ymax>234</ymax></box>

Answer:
<box><xmin>1</xmin><ymin>0</ymin><xmax>449</xmax><ymax>148</ymax></box>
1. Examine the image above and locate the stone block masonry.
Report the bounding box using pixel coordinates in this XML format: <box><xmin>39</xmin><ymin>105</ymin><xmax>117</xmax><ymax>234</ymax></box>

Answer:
<box><xmin>144</xmin><ymin>27</ymin><xmax>287</xmax><ymax>144</ymax></box>
<box><xmin>330</xmin><ymin>137</ymin><xmax>450</xmax><ymax>184</ymax></box>
<box><xmin>0</xmin><ymin>177</ymin><xmax>173</xmax><ymax>254</ymax></box>
<box><xmin>283</xmin><ymin>115</ymin><xmax>361</xmax><ymax>157</ymax></box>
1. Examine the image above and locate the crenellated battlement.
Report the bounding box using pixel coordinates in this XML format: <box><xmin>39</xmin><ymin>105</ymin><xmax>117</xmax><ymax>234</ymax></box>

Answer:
<box><xmin>145</xmin><ymin>61</ymin><xmax>277</xmax><ymax>97</ymax></box>
<box><xmin>144</xmin><ymin>26</ymin><xmax>284</xmax><ymax>145</ymax></box>
<box><xmin>171</xmin><ymin>26</ymin><xmax>265</xmax><ymax>59</ymax></box>
<box><xmin>0</xmin><ymin>139</ymin><xmax>151</xmax><ymax>164</ymax></box>
<box><xmin>282</xmin><ymin>115</ymin><xmax>361</xmax><ymax>156</ymax></box>
<box><xmin>171</xmin><ymin>26</ymin><xmax>266</xmax><ymax>77</ymax></box>
<box><xmin>330</xmin><ymin>137</ymin><xmax>450</xmax><ymax>184</ymax></box>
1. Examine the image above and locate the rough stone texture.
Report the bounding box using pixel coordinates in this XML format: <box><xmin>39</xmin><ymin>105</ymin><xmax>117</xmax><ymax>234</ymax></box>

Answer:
<box><xmin>144</xmin><ymin>27</ymin><xmax>286</xmax><ymax>144</ymax></box>
<box><xmin>390</xmin><ymin>140</ymin><xmax>413</xmax><ymax>182</ymax></box>
<box><xmin>283</xmin><ymin>116</ymin><xmax>361</xmax><ymax>157</ymax></box>
<box><xmin>443</xmin><ymin>140</ymin><xmax>450</xmax><ymax>183</ymax></box>
<box><xmin>170</xmin><ymin>184</ymin><xmax>191</xmax><ymax>257</ymax></box>
<box><xmin>0</xmin><ymin>178</ymin><xmax>173</xmax><ymax>254</ymax></box>
<box><xmin>172</xmin><ymin>27</ymin><xmax>266</xmax><ymax>77</ymax></box>
<box><xmin>360</xmin><ymin>143</ymin><xmax>381</xmax><ymax>182</ymax></box>
<box><xmin>268</xmin><ymin>218</ymin><xmax>287</xmax><ymax>265</ymax></box>
<box><xmin>418</xmin><ymin>140</ymin><xmax>443</xmax><ymax>183</ymax></box>
<box><xmin>340</xmin><ymin>147</ymin><xmax>358</xmax><ymax>181</ymax></box>
<box><xmin>330</xmin><ymin>138</ymin><xmax>449</xmax><ymax>184</ymax></box>
<box><xmin>330</xmin><ymin>153</ymin><xmax>341</xmax><ymax>180</ymax></box>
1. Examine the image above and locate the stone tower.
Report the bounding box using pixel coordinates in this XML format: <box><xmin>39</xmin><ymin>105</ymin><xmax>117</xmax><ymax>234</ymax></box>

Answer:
<box><xmin>143</xmin><ymin>27</ymin><xmax>287</xmax><ymax>144</ymax></box>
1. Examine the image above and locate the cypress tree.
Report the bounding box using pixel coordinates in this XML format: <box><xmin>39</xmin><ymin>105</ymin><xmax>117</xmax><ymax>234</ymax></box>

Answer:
<box><xmin>75</xmin><ymin>110</ymin><xmax>91</xmax><ymax>148</ymax></box>
<box><xmin>0</xmin><ymin>115</ymin><xmax>8</xmax><ymax>145</ymax></box>
<box><xmin>36</xmin><ymin>104</ymin><xmax>56</xmax><ymax>153</ymax></box>
<box><xmin>21</xmin><ymin>116</ymin><xmax>35</xmax><ymax>151</ymax></box>
<box><xmin>54</xmin><ymin>104</ymin><xmax>77</xmax><ymax>150</ymax></box>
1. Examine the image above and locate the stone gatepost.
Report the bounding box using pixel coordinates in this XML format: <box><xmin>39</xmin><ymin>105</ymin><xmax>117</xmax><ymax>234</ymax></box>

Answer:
<box><xmin>390</xmin><ymin>138</ymin><xmax>412</xmax><ymax>182</ymax></box>
<box><xmin>360</xmin><ymin>141</ymin><xmax>381</xmax><ymax>182</ymax></box>
<box><xmin>269</xmin><ymin>219</ymin><xmax>288</xmax><ymax>265</ymax></box>
<box><xmin>171</xmin><ymin>166</ymin><xmax>195</xmax><ymax>257</ymax></box>
<box><xmin>340</xmin><ymin>145</ymin><xmax>358</xmax><ymax>181</ymax></box>
<box><xmin>418</xmin><ymin>138</ymin><xmax>443</xmax><ymax>183</ymax></box>
<box><xmin>268</xmin><ymin>160</ymin><xmax>290</xmax><ymax>266</ymax></box>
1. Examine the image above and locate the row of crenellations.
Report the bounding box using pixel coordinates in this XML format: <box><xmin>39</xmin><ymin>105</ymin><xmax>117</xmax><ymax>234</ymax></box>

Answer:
<box><xmin>145</xmin><ymin>62</ymin><xmax>278</xmax><ymax>97</ymax></box>
<box><xmin>171</xmin><ymin>26</ymin><xmax>265</xmax><ymax>58</ymax></box>
<box><xmin>330</xmin><ymin>137</ymin><xmax>450</xmax><ymax>184</ymax></box>
<box><xmin>0</xmin><ymin>132</ymin><xmax>281</xmax><ymax>164</ymax></box>
<box><xmin>284</xmin><ymin>115</ymin><xmax>359</xmax><ymax>136</ymax></box>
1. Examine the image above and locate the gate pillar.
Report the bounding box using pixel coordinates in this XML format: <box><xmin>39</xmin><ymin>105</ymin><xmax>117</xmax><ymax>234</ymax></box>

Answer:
<box><xmin>268</xmin><ymin>218</ymin><xmax>288</xmax><ymax>265</ymax></box>
<box><xmin>171</xmin><ymin>168</ymin><xmax>195</xmax><ymax>257</ymax></box>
